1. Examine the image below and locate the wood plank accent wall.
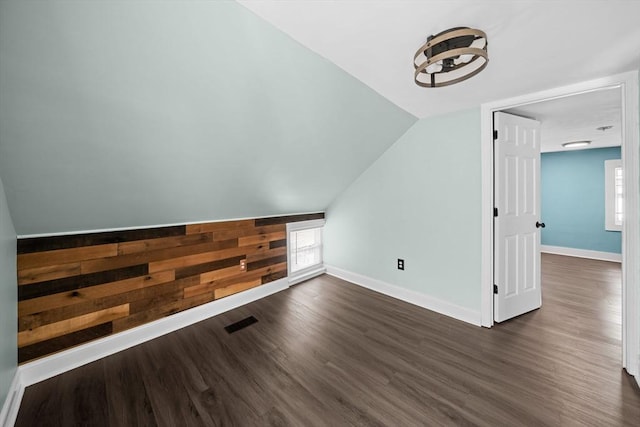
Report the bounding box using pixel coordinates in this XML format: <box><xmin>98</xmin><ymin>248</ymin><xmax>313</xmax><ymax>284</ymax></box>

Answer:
<box><xmin>16</xmin><ymin>213</ymin><xmax>324</xmax><ymax>364</ymax></box>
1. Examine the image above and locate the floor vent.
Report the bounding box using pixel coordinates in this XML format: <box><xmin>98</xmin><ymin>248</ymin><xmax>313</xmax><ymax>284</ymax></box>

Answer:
<box><xmin>224</xmin><ymin>316</ymin><xmax>258</xmax><ymax>334</ymax></box>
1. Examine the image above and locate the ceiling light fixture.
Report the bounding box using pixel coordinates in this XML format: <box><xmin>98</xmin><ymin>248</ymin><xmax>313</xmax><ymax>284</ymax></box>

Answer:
<box><xmin>414</xmin><ymin>27</ymin><xmax>488</xmax><ymax>88</ymax></box>
<box><xmin>562</xmin><ymin>140</ymin><xmax>591</xmax><ymax>148</ymax></box>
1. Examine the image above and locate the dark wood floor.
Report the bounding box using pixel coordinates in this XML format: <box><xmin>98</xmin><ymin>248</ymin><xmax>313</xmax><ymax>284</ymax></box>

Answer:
<box><xmin>15</xmin><ymin>254</ymin><xmax>640</xmax><ymax>426</ymax></box>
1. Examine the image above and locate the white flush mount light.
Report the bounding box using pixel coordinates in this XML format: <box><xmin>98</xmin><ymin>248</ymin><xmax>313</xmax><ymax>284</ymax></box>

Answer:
<box><xmin>414</xmin><ymin>27</ymin><xmax>488</xmax><ymax>88</ymax></box>
<box><xmin>562</xmin><ymin>140</ymin><xmax>592</xmax><ymax>148</ymax></box>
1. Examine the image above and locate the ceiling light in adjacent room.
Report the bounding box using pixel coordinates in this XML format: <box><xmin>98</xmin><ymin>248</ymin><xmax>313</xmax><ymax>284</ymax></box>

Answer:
<box><xmin>562</xmin><ymin>140</ymin><xmax>592</xmax><ymax>148</ymax></box>
<box><xmin>414</xmin><ymin>27</ymin><xmax>488</xmax><ymax>88</ymax></box>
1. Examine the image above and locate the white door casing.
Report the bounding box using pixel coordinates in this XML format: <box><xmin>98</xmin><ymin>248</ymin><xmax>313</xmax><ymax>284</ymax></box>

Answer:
<box><xmin>481</xmin><ymin>71</ymin><xmax>639</xmax><ymax>382</ymax></box>
<box><xmin>494</xmin><ymin>112</ymin><xmax>542</xmax><ymax>322</ymax></box>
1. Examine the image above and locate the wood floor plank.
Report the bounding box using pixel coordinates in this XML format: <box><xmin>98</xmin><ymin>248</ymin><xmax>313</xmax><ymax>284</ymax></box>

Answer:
<box><xmin>14</xmin><ymin>254</ymin><xmax>640</xmax><ymax>426</ymax></box>
<box><xmin>15</xmin><ymin>359</ymin><xmax>109</xmax><ymax>427</ymax></box>
<box><xmin>103</xmin><ymin>347</ymin><xmax>158</xmax><ymax>426</ymax></box>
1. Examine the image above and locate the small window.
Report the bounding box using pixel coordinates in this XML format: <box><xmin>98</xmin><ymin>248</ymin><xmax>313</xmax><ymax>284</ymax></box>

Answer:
<box><xmin>287</xmin><ymin>219</ymin><xmax>325</xmax><ymax>284</ymax></box>
<box><xmin>605</xmin><ymin>159</ymin><xmax>623</xmax><ymax>231</ymax></box>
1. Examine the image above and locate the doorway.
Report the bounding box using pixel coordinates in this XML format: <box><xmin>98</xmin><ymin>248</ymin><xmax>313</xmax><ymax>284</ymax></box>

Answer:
<box><xmin>480</xmin><ymin>71</ymin><xmax>639</xmax><ymax>380</ymax></box>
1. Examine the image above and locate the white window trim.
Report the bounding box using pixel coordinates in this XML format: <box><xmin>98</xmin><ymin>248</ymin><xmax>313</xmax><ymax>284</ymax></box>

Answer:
<box><xmin>605</xmin><ymin>159</ymin><xmax>623</xmax><ymax>231</ymax></box>
<box><xmin>286</xmin><ymin>218</ymin><xmax>326</xmax><ymax>285</ymax></box>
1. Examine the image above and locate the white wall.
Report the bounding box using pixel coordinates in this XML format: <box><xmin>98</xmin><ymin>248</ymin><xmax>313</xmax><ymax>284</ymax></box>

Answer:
<box><xmin>0</xmin><ymin>1</ymin><xmax>416</xmax><ymax>235</ymax></box>
<box><xmin>0</xmin><ymin>174</ymin><xmax>17</xmax><ymax>410</ymax></box>
<box><xmin>324</xmin><ymin>108</ymin><xmax>482</xmax><ymax>319</ymax></box>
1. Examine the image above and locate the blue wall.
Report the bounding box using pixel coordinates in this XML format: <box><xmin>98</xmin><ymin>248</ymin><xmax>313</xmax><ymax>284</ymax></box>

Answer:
<box><xmin>541</xmin><ymin>147</ymin><xmax>621</xmax><ymax>254</ymax></box>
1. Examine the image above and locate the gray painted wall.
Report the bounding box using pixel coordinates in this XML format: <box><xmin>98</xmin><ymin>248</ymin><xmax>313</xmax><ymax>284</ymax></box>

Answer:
<box><xmin>0</xmin><ymin>1</ymin><xmax>416</xmax><ymax>235</ymax></box>
<box><xmin>0</xmin><ymin>174</ymin><xmax>17</xmax><ymax>409</ymax></box>
<box><xmin>324</xmin><ymin>109</ymin><xmax>482</xmax><ymax>312</ymax></box>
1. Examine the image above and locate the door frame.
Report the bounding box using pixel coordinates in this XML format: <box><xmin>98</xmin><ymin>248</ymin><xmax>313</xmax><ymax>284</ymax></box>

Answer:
<box><xmin>480</xmin><ymin>71</ymin><xmax>639</xmax><ymax>379</ymax></box>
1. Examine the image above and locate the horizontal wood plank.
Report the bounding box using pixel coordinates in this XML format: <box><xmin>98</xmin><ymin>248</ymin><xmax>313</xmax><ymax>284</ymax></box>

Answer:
<box><xmin>18</xmin><ymin>226</ymin><xmax>186</xmax><ymax>254</ymax></box>
<box><xmin>211</xmin><ymin>224</ymin><xmax>284</xmax><ymax>241</ymax></box>
<box><xmin>117</xmin><ymin>233</ymin><xmax>213</xmax><ymax>255</ymax></box>
<box><xmin>199</xmin><ymin>265</ymin><xmax>247</xmax><ymax>284</ymax></box>
<box><xmin>112</xmin><ymin>292</ymin><xmax>212</xmax><ymax>333</ymax></box>
<box><xmin>246</xmin><ymin>246</ymin><xmax>287</xmax><ymax>264</ymax></box>
<box><xmin>238</xmin><ymin>231</ymin><xmax>286</xmax><ymax>247</ymax></box>
<box><xmin>254</xmin><ymin>213</ymin><xmax>324</xmax><ymax>227</ymax></box>
<box><xmin>18</xmin><ymin>271</ymin><xmax>176</xmax><ymax>319</ymax></box>
<box><xmin>174</xmin><ymin>255</ymin><xmax>244</xmax><ymax>280</ymax></box>
<box><xmin>148</xmin><ymin>245</ymin><xmax>257</xmax><ymax>274</ymax></box>
<box><xmin>18</xmin><ymin>244</ymin><xmax>118</xmax><ymax>270</ymax></box>
<box><xmin>269</xmin><ymin>239</ymin><xmax>287</xmax><ymax>249</ymax></box>
<box><xmin>18</xmin><ymin>264</ymin><xmax>149</xmax><ymax>302</ymax></box>
<box><xmin>185</xmin><ymin>262</ymin><xmax>286</xmax><ymax>299</ymax></box>
<box><xmin>80</xmin><ymin>239</ymin><xmax>238</xmax><ymax>275</ymax></box>
<box><xmin>185</xmin><ymin>220</ymin><xmax>254</xmax><ymax>235</ymax></box>
<box><xmin>18</xmin><ymin>262</ymin><xmax>82</xmax><ymax>286</ymax></box>
<box><xmin>19</xmin><ymin>273</ymin><xmax>185</xmax><ymax>332</ymax></box>
<box><xmin>213</xmin><ymin>279</ymin><xmax>262</xmax><ymax>299</ymax></box>
<box><xmin>17</xmin><ymin>323</ymin><xmax>113</xmax><ymax>364</ymax></box>
<box><xmin>261</xmin><ymin>270</ymin><xmax>287</xmax><ymax>284</ymax></box>
<box><xmin>127</xmin><ymin>276</ymin><xmax>200</xmax><ymax>315</ymax></box>
<box><xmin>248</xmin><ymin>254</ymin><xmax>288</xmax><ymax>271</ymax></box>
<box><xmin>18</xmin><ymin>304</ymin><xmax>130</xmax><ymax>347</ymax></box>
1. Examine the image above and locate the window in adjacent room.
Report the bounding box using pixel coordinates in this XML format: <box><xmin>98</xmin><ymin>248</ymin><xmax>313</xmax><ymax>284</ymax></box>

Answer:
<box><xmin>287</xmin><ymin>218</ymin><xmax>325</xmax><ymax>284</ymax></box>
<box><xmin>605</xmin><ymin>159</ymin><xmax>623</xmax><ymax>231</ymax></box>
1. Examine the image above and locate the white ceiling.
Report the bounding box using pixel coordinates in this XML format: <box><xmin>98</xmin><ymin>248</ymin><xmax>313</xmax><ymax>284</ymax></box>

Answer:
<box><xmin>506</xmin><ymin>87</ymin><xmax>621</xmax><ymax>153</ymax></box>
<box><xmin>237</xmin><ymin>0</ymin><xmax>640</xmax><ymax>119</ymax></box>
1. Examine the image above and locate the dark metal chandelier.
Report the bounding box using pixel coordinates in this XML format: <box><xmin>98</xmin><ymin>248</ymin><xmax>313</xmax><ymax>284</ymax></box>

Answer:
<box><xmin>414</xmin><ymin>27</ymin><xmax>488</xmax><ymax>88</ymax></box>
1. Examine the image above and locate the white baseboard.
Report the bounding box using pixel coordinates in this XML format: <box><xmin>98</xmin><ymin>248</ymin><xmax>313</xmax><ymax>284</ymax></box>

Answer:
<box><xmin>540</xmin><ymin>245</ymin><xmax>622</xmax><ymax>262</ymax></box>
<box><xmin>288</xmin><ymin>266</ymin><xmax>326</xmax><ymax>286</ymax></box>
<box><xmin>325</xmin><ymin>265</ymin><xmax>482</xmax><ymax>327</ymax></box>
<box><xmin>18</xmin><ymin>278</ymin><xmax>289</xmax><ymax>389</ymax></box>
<box><xmin>0</xmin><ymin>369</ymin><xmax>23</xmax><ymax>427</ymax></box>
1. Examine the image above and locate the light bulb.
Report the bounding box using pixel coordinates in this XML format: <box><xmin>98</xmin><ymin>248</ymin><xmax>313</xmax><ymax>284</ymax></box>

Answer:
<box><xmin>425</xmin><ymin>62</ymin><xmax>443</xmax><ymax>74</ymax></box>
<box><xmin>454</xmin><ymin>54</ymin><xmax>474</xmax><ymax>65</ymax></box>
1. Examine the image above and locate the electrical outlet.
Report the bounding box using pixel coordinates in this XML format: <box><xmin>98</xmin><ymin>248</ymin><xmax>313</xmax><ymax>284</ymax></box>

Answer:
<box><xmin>397</xmin><ymin>259</ymin><xmax>404</xmax><ymax>270</ymax></box>
<box><xmin>240</xmin><ymin>259</ymin><xmax>246</xmax><ymax>271</ymax></box>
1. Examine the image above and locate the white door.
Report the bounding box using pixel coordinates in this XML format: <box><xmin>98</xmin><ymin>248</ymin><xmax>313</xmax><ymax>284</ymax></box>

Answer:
<box><xmin>494</xmin><ymin>112</ymin><xmax>542</xmax><ymax>322</ymax></box>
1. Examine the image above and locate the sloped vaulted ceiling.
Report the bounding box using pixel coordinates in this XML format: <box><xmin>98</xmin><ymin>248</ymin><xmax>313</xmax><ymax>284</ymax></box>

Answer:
<box><xmin>0</xmin><ymin>1</ymin><xmax>416</xmax><ymax>235</ymax></box>
<box><xmin>238</xmin><ymin>0</ymin><xmax>640</xmax><ymax>119</ymax></box>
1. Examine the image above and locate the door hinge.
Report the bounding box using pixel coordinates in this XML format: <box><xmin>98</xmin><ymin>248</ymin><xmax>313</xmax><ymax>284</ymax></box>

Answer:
<box><xmin>493</xmin><ymin>130</ymin><xmax>498</xmax><ymax>140</ymax></box>
<box><xmin>493</xmin><ymin>284</ymin><xmax>498</xmax><ymax>294</ymax></box>
<box><xmin>493</xmin><ymin>207</ymin><xmax>498</xmax><ymax>217</ymax></box>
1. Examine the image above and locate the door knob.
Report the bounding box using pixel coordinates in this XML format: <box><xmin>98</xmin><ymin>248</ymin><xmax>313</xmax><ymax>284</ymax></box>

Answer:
<box><xmin>536</xmin><ymin>221</ymin><xmax>546</xmax><ymax>228</ymax></box>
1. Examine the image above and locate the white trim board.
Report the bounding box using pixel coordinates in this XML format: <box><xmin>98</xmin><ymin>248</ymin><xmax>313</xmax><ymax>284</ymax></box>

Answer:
<box><xmin>18</xmin><ymin>278</ymin><xmax>289</xmax><ymax>389</ymax></box>
<box><xmin>0</xmin><ymin>370</ymin><xmax>23</xmax><ymax>427</ymax></box>
<box><xmin>480</xmin><ymin>70</ymin><xmax>639</xmax><ymax>380</ymax></box>
<box><xmin>540</xmin><ymin>245</ymin><xmax>622</xmax><ymax>263</ymax></box>
<box><xmin>325</xmin><ymin>265</ymin><xmax>481</xmax><ymax>327</ymax></box>
<box><xmin>288</xmin><ymin>266</ymin><xmax>326</xmax><ymax>286</ymax></box>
